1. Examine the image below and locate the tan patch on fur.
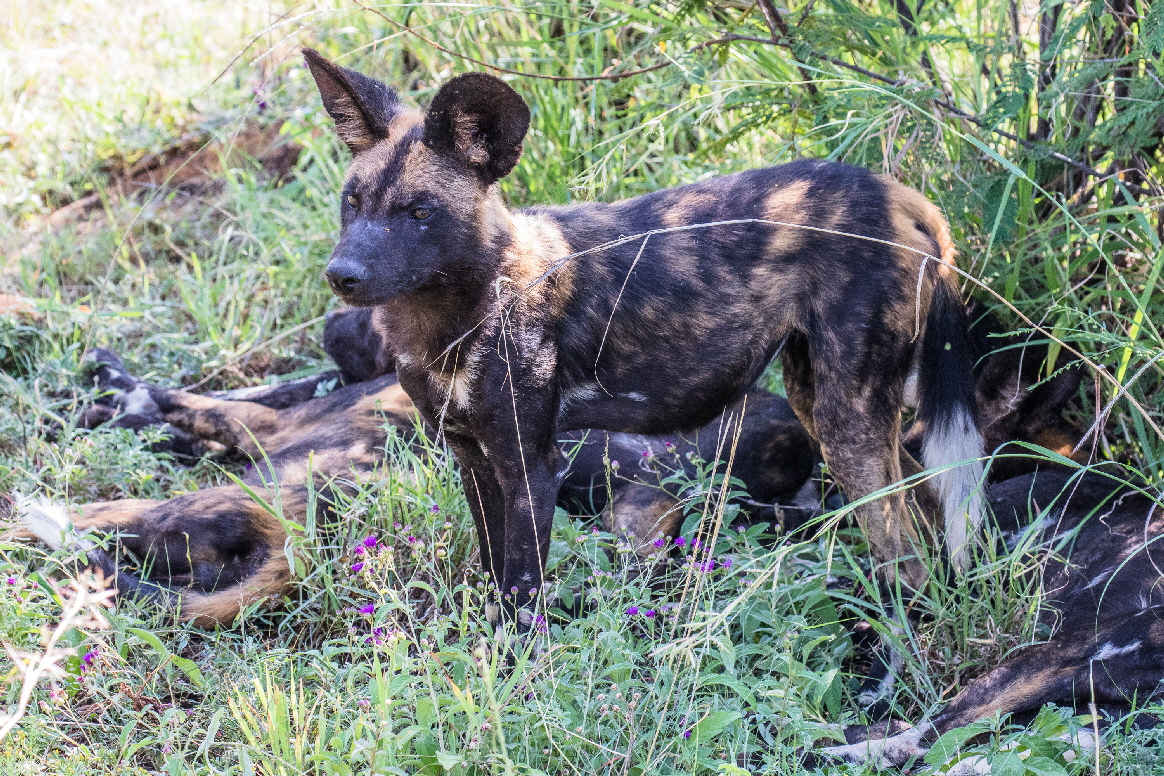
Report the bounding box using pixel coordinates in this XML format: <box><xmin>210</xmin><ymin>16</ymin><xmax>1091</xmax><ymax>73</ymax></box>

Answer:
<box><xmin>606</xmin><ymin>489</ymin><xmax>684</xmax><ymax>556</ymax></box>
<box><xmin>661</xmin><ymin>191</ymin><xmax>721</xmax><ymax>228</ymax></box>
<box><xmin>500</xmin><ymin>211</ymin><xmax>576</xmax><ymax>314</ymax></box>
<box><xmin>881</xmin><ymin>177</ymin><xmax>957</xmax><ymax>274</ymax></box>
<box><xmin>382</xmin><ymin>109</ymin><xmax>424</xmax><ymax>145</ymax></box>
<box><xmin>428</xmin><ymin>345</ymin><xmax>482</xmax><ymax>412</ymax></box>
<box><xmin>181</xmin><ymin>555</ymin><xmax>292</xmax><ymax>627</ymax></box>
<box><xmin>761</xmin><ymin>179</ymin><xmax>812</xmax><ymax>255</ymax></box>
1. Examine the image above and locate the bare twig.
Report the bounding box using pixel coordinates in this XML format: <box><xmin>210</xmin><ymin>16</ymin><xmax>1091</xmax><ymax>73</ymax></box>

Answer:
<box><xmin>756</xmin><ymin>0</ymin><xmax>819</xmax><ymax>96</ymax></box>
<box><xmin>0</xmin><ymin>574</ymin><xmax>114</xmax><ymax>742</ymax></box>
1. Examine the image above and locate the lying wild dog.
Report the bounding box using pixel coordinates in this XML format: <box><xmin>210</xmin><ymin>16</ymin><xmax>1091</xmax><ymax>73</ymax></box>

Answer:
<box><xmin>301</xmin><ymin>51</ymin><xmax>986</xmax><ymax>626</ymax></box>
<box><xmin>21</xmin><ymin>349</ymin><xmax>416</xmax><ymax>627</ymax></box>
<box><xmin>19</xmin><ymin>336</ymin><xmax>810</xmax><ymax>626</ymax></box>
<box><xmin>812</xmin><ymin>466</ymin><xmax>1164</xmax><ymax>769</ymax></box>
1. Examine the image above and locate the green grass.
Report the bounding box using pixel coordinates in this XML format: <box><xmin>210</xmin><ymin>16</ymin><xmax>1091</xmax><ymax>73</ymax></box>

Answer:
<box><xmin>1</xmin><ymin>0</ymin><xmax>1162</xmax><ymax>773</ymax></box>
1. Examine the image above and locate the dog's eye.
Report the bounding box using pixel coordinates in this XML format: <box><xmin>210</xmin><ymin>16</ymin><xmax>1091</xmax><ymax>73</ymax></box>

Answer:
<box><xmin>347</xmin><ymin>194</ymin><xmax>358</xmax><ymax>208</ymax></box>
<box><xmin>410</xmin><ymin>207</ymin><xmax>432</xmax><ymax>221</ymax></box>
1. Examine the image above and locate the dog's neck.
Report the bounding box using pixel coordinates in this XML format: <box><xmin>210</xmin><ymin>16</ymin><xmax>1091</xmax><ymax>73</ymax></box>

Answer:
<box><xmin>373</xmin><ymin>201</ymin><xmax>575</xmax><ymax>378</ymax></box>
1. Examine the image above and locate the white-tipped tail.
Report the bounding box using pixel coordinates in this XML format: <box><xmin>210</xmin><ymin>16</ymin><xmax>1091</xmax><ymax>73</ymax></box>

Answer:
<box><xmin>921</xmin><ymin>406</ymin><xmax>986</xmax><ymax>570</ymax></box>
<box><xmin>18</xmin><ymin>496</ymin><xmax>94</xmax><ymax>553</ymax></box>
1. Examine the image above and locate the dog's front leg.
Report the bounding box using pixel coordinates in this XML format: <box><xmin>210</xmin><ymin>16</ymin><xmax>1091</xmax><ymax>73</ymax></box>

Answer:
<box><xmin>491</xmin><ymin>442</ymin><xmax>563</xmax><ymax>629</ymax></box>
<box><xmin>449</xmin><ymin>427</ymin><xmax>560</xmax><ymax>629</ymax></box>
<box><xmin>444</xmin><ymin>433</ymin><xmax>507</xmax><ymax>621</ymax></box>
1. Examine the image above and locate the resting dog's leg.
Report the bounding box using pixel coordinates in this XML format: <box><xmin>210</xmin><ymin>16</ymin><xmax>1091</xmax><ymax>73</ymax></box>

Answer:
<box><xmin>148</xmin><ymin>389</ymin><xmax>282</xmax><ymax>456</ymax></box>
<box><xmin>20</xmin><ymin>485</ymin><xmax>306</xmax><ymax>627</ymax></box>
<box><xmin>83</xmin><ymin>348</ymin><xmax>283</xmax><ymax>455</ymax></box>
<box><xmin>816</xmin><ymin>611</ymin><xmax>1164</xmax><ymax>768</ymax></box>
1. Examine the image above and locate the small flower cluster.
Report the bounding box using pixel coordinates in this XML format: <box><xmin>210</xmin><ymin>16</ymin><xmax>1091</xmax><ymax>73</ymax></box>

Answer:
<box><xmin>363</xmin><ymin>627</ymin><xmax>407</xmax><ymax>646</ymax></box>
<box><xmin>623</xmin><ymin>605</ymin><xmax>657</xmax><ymax>619</ymax></box>
<box><xmin>646</xmin><ymin>534</ymin><xmax>736</xmax><ymax>574</ymax></box>
<box><xmin>593</xmin><ymin>684</ymin><xmax>641</xmax><ymax>720</ymax></box>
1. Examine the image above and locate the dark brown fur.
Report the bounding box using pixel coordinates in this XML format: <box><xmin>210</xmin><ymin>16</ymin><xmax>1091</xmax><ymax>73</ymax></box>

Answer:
<box><xmin>303</xmin><ymin>51</ymin><xmax>986</xmax><ymax>623</ymax></box>
<box><xmin>813</xmin><ymin>468</ymin><xmax>1164</xmax><ymax>768</ymax></box>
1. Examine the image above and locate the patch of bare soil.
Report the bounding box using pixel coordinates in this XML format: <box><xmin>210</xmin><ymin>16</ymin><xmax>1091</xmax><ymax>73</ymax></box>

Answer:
<box><xmin>42</xmin><ymin>120</ymin><xmax>302</xmax><ymax>229</ymax></box>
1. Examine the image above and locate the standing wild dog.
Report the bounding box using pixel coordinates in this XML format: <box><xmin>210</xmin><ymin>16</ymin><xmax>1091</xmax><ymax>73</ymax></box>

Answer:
<box><xmin>301</xmin><ymin>50</ymin><xmax>985</xmax><ymax>625</ymax></box>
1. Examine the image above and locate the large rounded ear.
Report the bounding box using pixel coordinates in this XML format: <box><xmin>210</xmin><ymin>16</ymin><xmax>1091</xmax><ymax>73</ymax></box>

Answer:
<box><xmin>303</xmin><ymin>49</ymin><xmax>401</xmax><ymax>155</ymax></box>
<box><xmin>423</xmin><ymin>73</ymin><xmax>530</xmax><ymax>184</ymax></box>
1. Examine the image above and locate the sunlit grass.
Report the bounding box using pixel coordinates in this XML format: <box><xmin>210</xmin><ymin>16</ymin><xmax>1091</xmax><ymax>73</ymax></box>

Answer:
<box><xmin>0</xmin><ymin>0</ymin><xmax>1160</xmax><ymax>773</ymax></box>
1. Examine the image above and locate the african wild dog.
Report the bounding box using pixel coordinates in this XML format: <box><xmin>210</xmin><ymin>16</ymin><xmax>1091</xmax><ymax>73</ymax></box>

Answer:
<box><xmin>14</xmin><ymin>302</ymin><xmax>1071</xmax><ymax>627</ymax></box>
<box><xmin>18</xmin><ymin>330</ymin><xmax>810</xmax><ymax>625</ymax></box>
<box><xmin>21</xmin><ymin>346</ymin><xmax>415</xmax><ymax>627</ymax></box>
<box><xmin>301</xmin><ymin>49</ymin><xmax>986</xmax><ymax>625</ymax></box>
<box><xmin>812</xmin><ymin>467</ymin><xmax>1164</xmax><ymax>769</ymax></box>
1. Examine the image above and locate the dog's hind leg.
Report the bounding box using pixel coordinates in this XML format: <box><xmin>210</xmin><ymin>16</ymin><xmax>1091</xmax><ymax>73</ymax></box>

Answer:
<box><xmin>82</xmin><ymin>348</ymin><xmax>281</xmax><ymax>456</ymax></box>
<box><xmin>147</xmin><ymin>389</ymin><xmax>281</xmax><ymax>455</ymax></box>
<box><xmin>782</xmin><ymin>332</ymin><xmax>928</xmax><ymax>588</ymax></box>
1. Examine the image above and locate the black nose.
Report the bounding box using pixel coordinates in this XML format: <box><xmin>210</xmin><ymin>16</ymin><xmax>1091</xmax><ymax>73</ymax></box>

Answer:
<box><xmin>325</xmin><ymin>261</ymin><xmax>366</xmax><ymax>293</ymax></box>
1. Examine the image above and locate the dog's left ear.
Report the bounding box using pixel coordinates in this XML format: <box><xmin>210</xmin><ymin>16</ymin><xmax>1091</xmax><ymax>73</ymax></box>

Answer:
<box><xmin>423</xmin><ymin>73</ymin><xmax>530</xmax><ymax>183</ymax></box>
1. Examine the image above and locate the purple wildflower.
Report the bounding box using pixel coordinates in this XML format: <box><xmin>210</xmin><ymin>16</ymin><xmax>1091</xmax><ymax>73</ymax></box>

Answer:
<box><xmin>652</xmin><ymin>537</ymin><xmax>666</xmax><ymax>549</ymax></box>
<box><xmin>407</xmin><ymin>536</ymin><xmax>418</xmax><ymax>545</ymax></box>
<box><xmin>430</xmin><ymin>504</ymin><xmax>440</xmax><ymax>514</ymax></box>
<box><xmin>721</xmin><ymin>557</ymin><xmax>733</xmax><ymax>569</ymax></box>
<box><xmin>644</xmin><ymin>610</ymin><xmax>656</xmax><ymax>618</ymax></box>
<box><xmin>664</xmin><ymin>440</ymin><xmax>675</xmax><ymax>451</ymax></box>
<box><xmin>675</xmin><ymin>536</ymin><xmax>687</xmax><ymax>547</ymax></box>
<box><xmin>701</xmin><ymin>560</ymin><xmax>716</xmax><ymax>573</ymax></box>
<box><xmin>641</xmin><ymin>449</ymin><xmax>650</xmax><ymax>457</ymax></box>
<box><xmin>358</xmin><ymin>604</ymin><xmax>375</xmax><ymax>615</ymax></box>
<box><xmin>682</xmin><ymin>729</ymin><xmax>691</xmax><ymax>739</ymax></box>
<box><xmin>625</xmin><ymin>606</ymin><xmax>639</xmax><ymax>616</ymax></box>
<box><xmin>351</xmin><ymin>562</ymin><xmax>365</xmax><ymax>573</ymax></box>
<box><xmin>81</xmin><ymin>649</ymin><xmax>98</xmax><ymax>671</ymax></box>
<box><xmin>363</xmin><ymin>535</ymin><xmax>378</xmax><ymax>549</ymax></box>
<box><xmin>610</xmin><ymin>460</ymin><xmax>620</xmax><ymax>471</ymax></box>
<box><xmin>5</xmin><ymin>577</ymin><xmax>15</xmax><ymax>585</ymax></box>
<box><xmin>353</xmin><ymin>546</ymin><xmax>365</xmax><ymax>556</ymax></box>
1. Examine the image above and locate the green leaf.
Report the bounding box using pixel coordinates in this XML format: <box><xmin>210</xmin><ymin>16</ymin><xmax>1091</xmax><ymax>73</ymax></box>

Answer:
<box><xmin>435</xmin><ymin>751</ymin><xmax>464</xmax><ymax>770</ymax></box>
<box><xmin>170</xmin><ymin>654</ymin><xmax>207</xmax><ymax>689</ymax></box>
<box><xmin>1020</xmin><ymin>755</ymin><xmax>1070</xmax><ymax>776</ymax></box>
<box><xmin>990</xmin><ymin>750</ymin><xmax>1027</xmax><ymax>776</ymax></box>
<box><xmin>127</xmin><ymin>627</ymin><xmax>205</xmax><ymax>688</ymax></box>
<box><xmin>689</xmin><ymin>710</ymin><xmax>742</xmax><ymax>743</ymax></box>
<box><xmin>924</xmin><ymin>722</ymin><xmax>992</xmax><ymax>765</ymax></box>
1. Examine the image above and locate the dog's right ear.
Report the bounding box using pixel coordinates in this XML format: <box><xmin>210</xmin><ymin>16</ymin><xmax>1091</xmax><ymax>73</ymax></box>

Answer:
<box><xmin>303</xmin><ymin>49</ymin><xmax>400</xmax><ymax>154</ymax></box>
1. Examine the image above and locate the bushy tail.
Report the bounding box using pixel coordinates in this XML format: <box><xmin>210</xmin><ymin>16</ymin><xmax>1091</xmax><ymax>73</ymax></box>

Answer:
<box><xmin>18</xmin><ymin>496</ymin><xmax>94</xmax><ymax>553</ymax></box>
<box><xmin>18</xmin><ymin>495</ymin><xmax>178</xmax><ymax>606</ymax></box>
<box><xmin>917</xmin><ymin>280</ymin><xmax>986</xmax><ymax>570</ymax></box>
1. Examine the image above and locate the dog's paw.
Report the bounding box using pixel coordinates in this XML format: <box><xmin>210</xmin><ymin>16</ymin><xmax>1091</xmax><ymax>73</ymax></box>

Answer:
<box><xmin>81</xmin><ymin>348</ymin><xmax>161</xmax><ymax>418</ymax></box>
<box><xmin>82</xmin><ymin>348</ymin><xmax>136</xmax><ymax>394</ymax></box>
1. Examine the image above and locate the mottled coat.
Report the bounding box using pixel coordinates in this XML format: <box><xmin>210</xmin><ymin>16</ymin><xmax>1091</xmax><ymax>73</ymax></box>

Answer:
<box><xmin>304</xmin><ymin>50</ymin><xmax>986</xmax><ymax>623</ymax></box>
